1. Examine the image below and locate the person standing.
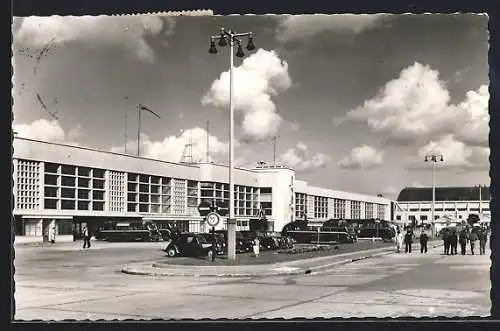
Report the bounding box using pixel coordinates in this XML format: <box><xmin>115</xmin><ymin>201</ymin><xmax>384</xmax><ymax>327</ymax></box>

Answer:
<box><xmin>404</xmin><ymin>229</ymin><xmax>413</xmax><ymax>254</ymax></box>
<box><xmin>395</xmin><ymin>230</ymin><xmax>404</xmax><ymax>253</ymax></box>
<box><xmin>419</xmin><ymin>229</ymin><xmax>429</xmax><ymax>254</ymax></box>
<box><xmin>49</xmin><ymin>224</ymin><xmax>56</xmax><ymax>244</ymax></box>
<box><xmin>443</xmin><ymin>229</ymin><xmax>450</xmax><ymax>255</ymax></box>
<box><xmin>450</xmin><ymin>229</ymin><xmax>458</xmax><ymax>255</ymax></box>
<box><xmin>253</xmin><ymin>236</ymin><xmax>260</xmax><ymax>258</ymax></box>
<box><xmin>479</xmin><ymin>228</ymin><xmax>488</xmax><ymax>255</ymax></box>
<box><xmin>469</xmin><ymin>228</ymin><xmax>479</xmax><ymax>255</ymax></box>
<box><xmin>82</xmin><ymin>226</ymin><xmax>91</xmax><ymax>249</ymax></box>
<box><xmin>459</xmin><ymin>229</ymin><xmax>468</xmax><ymax>255</ymax></box>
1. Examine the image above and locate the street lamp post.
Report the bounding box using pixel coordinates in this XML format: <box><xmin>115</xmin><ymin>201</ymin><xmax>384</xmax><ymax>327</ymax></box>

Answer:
<box><xmin>208</xmin><ymin>27</ymin><xmax>256</xmax><ymax>260</ymax></box>
<box><xmin>425</xmin><ymin>154</ymin><xmax>444</xmax><ymax>238</ymax></box>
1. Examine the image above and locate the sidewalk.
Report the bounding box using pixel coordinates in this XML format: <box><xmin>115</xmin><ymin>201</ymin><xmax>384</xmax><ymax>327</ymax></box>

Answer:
<box><xmin>122</xmin><ymin>241</ymin><xmax>443</xmax><ymax>278</ymax></box>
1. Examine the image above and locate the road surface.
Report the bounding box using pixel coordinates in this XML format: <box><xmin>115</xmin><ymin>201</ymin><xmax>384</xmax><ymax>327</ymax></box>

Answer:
<box><xmin>13</xmin><ymin>241</ymin><xmax>491</xmax><ymax>319</ymax></box>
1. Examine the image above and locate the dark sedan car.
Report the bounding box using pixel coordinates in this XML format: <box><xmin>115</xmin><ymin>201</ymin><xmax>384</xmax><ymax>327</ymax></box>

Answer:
<box><xmin>214</xmin><ymin>230</ymin><xmax>254</xmax><ymax>253</ymax></box>
<box><xmin>164</xmin><ymin>232</ymin><xmax>222</xmax><ymax>258</ymax></box>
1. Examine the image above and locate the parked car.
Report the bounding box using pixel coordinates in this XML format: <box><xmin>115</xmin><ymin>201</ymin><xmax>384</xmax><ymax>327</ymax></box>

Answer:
<box><xmin>215</xmin><ymin>230</ymin><xmax>254</xmax><ymax>253</ymax></box>
<box><xmin>163</xmin><ymin>232</ymin><xmax>222</xmax><ymax>258</ymax></box>
<box><xmin>198</xmin><ymin>232</ymin><xmax>226</xmax><ymax>254</ymax></box>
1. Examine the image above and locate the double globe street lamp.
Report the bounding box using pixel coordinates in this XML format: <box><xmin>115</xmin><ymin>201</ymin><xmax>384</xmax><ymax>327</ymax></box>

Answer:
<box><xmin>208</xmin><ymin>28</ymin><xmax>255</xmax><ymax>260</ymax></box>
<box><xmin>425</xmin><ymin>153</ymin><xmax>444</xmax><ymax>238</ymax></box>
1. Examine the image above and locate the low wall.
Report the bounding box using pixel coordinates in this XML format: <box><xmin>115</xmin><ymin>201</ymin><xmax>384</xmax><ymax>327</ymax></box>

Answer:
<box><xmin>14</xmin><ymin>235</ymin><xmax>74</xmax><ymax>245</ymax></box>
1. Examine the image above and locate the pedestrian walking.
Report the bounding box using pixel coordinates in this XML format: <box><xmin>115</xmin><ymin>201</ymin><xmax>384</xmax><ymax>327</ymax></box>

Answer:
<box><xmin>450</xmin><ymin>229</ymin><xmax>458</xmax><ymax>255</ymax></box>
<box><xmin>395</xmin><ymin>230</ymin><xmax>404</xmax><ymax>253</ymax></box>
<box><xmin>419</xmin><ymin>229</ymin><xmax>429</xmax><ymax>254</ymax></box>
<box><xmin>253</xmin><ymin>236</ymin><xmax>260</xmax><ymax>258</ymax></box>
<box><xmin>443</xmin><ymin>229</ymin><xmax>451</xmax><ymax>255</ymax></box>
<box><xmin>469</xmin><ymin>228</ymin><xmax>479</xmax><ymax>255</ymax></box>
<box><xmin>459</xmin><ymin>229</ymin><xmax>468</xmax><ymax>255</ymax></box>
<box><xmin>479</xmin><ymin>228</ymin><xmax>488</xmax><ymax>255</ymax></box>
<box><xmin>404</xmin><ymin>229</ymin><xmax>413</xmax><ymax>254</ymax></box>
<box><xmin>49</xmin><ymin>224</ymin><xmax>56</xmax><ymax>244</ymax></box>
<box><xmin>82</xmin><ymin>226</ymin><xmax>91</xmax><ymax>249</ymax></box>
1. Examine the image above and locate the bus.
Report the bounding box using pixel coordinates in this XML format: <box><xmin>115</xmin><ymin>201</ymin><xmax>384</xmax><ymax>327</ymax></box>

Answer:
<box><xmin>94</xmin><ymin>220</ymin><xmax>164</xmax><ymax>242</ymax></box>
<box><xmin>281</xmin><ymin>220</ymin><xmax>356</xmax><ymax>244</ymax></box>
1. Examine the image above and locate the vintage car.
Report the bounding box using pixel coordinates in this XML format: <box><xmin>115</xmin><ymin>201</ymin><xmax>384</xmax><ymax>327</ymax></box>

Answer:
<box><xmin>163</xmin><ymin>232</ymin><xmax>222</xmax><ymax>258</ymax></box>
<box><xmin>214</xmin><ymin>230</ymin><xmax>254</xmax><ymax>254</ymax></box>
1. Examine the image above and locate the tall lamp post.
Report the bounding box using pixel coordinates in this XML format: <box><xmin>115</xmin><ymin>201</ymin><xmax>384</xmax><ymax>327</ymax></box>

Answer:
<box><xmin>425</xmin><ymin>153</ymin><xmax>444</xmax><ymax>238</ymax></box>
<box><xmin>208</xmin><ymin>27</ymin><xmax>256</xmax><ymax>260</ymax></box>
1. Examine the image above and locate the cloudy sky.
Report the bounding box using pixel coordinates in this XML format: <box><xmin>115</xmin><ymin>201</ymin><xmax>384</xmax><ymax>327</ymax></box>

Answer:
<box><xmin>12</xmin><ymin>14</ymin><xmax>489</xmax><ymax>198</ymax></box>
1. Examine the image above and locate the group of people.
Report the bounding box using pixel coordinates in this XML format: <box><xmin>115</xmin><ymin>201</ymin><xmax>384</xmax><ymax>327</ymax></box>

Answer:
<box><xmin>394</xmin><ymin>228</ymin><xmax>429</xmax><ymax>254</ymax></box>
<box><xmin>394</xmin><ymin>225</ymin><xmax>489</xmax><ymax>256</ymax></box>
<box><xmin>442</xmin><ymin>226</ymin><xmax>488</xmax><ymax>256</ymax></box>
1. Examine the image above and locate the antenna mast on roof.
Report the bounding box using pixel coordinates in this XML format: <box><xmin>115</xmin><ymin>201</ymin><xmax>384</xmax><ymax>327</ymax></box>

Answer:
<box><xmin>206</xmin><ymin>120</ymin><xmax>210</xmax><ymax>163</ymax></box>
<box><xmin>181</xmin><ymin>133</ymin><xmax>194</xmax><ymax>164</ymax></box>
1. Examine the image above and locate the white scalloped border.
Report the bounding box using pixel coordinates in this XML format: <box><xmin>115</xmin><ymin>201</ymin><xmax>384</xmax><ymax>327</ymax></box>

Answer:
<box><xmin>110</xmin><ymin>9</ymin><xmax>214</xmax><ymax>16</ymax></box>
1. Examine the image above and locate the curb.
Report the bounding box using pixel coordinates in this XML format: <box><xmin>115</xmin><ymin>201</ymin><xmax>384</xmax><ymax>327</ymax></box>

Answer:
<box><xmin>122</xmin><ymin>243</ymin><xmax>444</xmax><ymax>278</ymax></box>
<box><xmin>122</xmin><ymin>242</ymin><xmax>445</xmax><ymax>278</ymax></box>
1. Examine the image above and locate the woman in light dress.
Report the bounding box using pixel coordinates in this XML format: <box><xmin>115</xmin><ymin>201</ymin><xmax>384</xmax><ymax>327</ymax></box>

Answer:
<box><xmin>253</xmin><ymin>236</ymin><xmax>260</xmax><ymax>258</ymax></box>
<box><xmin>395</xmin><ymin>230</ymin><xmax>404</xmax><ymax>253</ymax></box>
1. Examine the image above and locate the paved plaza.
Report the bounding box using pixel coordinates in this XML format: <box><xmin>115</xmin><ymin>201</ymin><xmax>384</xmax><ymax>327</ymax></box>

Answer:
<box><xmin>13</xmin><ymin>241</ymin><xmax>491</xmax><ymax>320</ymax></box>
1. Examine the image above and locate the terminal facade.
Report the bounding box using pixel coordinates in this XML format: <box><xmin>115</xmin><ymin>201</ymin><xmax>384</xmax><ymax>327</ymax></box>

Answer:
<box><xmin>12</xmin><ymin>137</ymin><xmax>392</xmax><ymax>243</ymax></box>
<box><xmin>394</xmin><ymin>186</ymin><xmax>491</xmax><ymax>232</ymax></box>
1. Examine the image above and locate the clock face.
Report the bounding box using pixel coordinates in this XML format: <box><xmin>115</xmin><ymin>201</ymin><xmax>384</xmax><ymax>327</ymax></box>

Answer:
<box><xmin>207</xmin><ymin>213</ymin><xmax>220</xmax><ymax>226</ymax></box>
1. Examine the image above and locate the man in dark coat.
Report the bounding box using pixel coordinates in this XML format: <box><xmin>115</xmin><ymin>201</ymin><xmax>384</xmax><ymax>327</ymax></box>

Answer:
<box><xmin>419</xmin><ymin>229</ymin><xmax>429</xmax><ymax>254</ymax></box>
<box><xmin>469</xmin><ymin>228</ymin><xmax>479</xmax><ymax>255</ymax></box>
<box><xmin>479</xmin><ymin>228</ymin><xmax>488</xmax><ymax>255</ymax></box>
<box><xmin>450</xmin><ymin>229</ymin><xmax>458</xmax><ymax>255</ymax></box>
<box><xmin>459</xmin><ymin>229</ymin><xmax>468</xmax><ymax>255</ymax></box>
<box><xmin>443</xmin><ymin>229</ymin><xmax>450</xmax><ymax>255</ymax></box>
<box><xmin>404</xmin><ymin>229</ymin><xmax>413</xmax><ymax>254</ymax></box>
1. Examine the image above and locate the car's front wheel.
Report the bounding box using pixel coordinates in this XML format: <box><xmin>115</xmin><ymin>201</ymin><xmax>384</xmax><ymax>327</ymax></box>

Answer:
<box><xmin>166</xmin><ymin>247</ymin><xmax>177</xmax><ymax>257</ymax></box>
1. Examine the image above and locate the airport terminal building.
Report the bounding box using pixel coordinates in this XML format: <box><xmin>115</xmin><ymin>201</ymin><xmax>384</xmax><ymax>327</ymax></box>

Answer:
<box><xmin>394</xmin><ymin>186</ymin><xmax>491</xmax><ymax>232</ymax></box>
<box><xmin>12</xmin><ymin>137</ymin><xmax>392</xmax><ymax>243</ymax></box>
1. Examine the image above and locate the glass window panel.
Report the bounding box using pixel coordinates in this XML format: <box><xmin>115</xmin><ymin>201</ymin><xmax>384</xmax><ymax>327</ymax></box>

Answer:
<box><xmin>44</xmin><ymin>187</ymin><xmax>57</xmax><ymax>198</ymax></box>
<box><xmin>93</xmin><ymin>190</ymin><xmax>104</xmax><ymax>200</ymax></box>
<box><xmin>61</xmin><ymin>165</ymin><xmax>75</xmax><ymax>175</ymax></box>
<box><xmin>93</xmin><ymin>169</ymin><xmax>105</xmax><ymax>178</ymax></box>
<box><xmin>139</xmin><ymin>204</ymin><xmax>149</xmax><ymax>212</ymax></box>
<box><xmin>92</xmin><ymin>201</ymin><xmax>104</xmax><ymax>211</ymax></box>
<box><xmin>61</xmin><ymin>188</ymin><xmax>75</xmax><ymax>199</ymax></box>
<box><xmin>61</xmin><ymin>176</ymin><xmax>76</xmax><ymax>187</ymax></box>
<box><xmin>139</xmin><ymin>175</ymin><xmax>149</xmax><ymax>183</ymax></box>
<box><xmin>78</xmin><ymin>167</ymin><xmax>91</xmax><ymax>177</ymax></box>
<box><xmin>78</xmin><ymin>201</ymin><xmax>89</xmax><ymax>210</ymax></box>
<box><xmin>45</xmin><ymin>163</ymin><xmax>59</xmax><ymax>174</ymax></box>
<box><xmin>78</xmin><ymin>178</ymin><xmax>90</xmax><ymax>187</ymax></box>
<box><xmin>61</xmin><ymin>199</ymin><xmax>75</xmax><ymax>210</ymax></box>
<box><xmin>44</xmin><ymin>174</ymin><xmax>58</xmax><ymax>186</ymax></box>
<box><xmin>78</xmin><ymin>189</ymin><xmax>90</xmax><ymax>200</ymax></box>
<box><xmin>44</xmin><ymin>199</ymin><xmax>57</xmax><ymax>209</ymax></box>
<box><xmin>93</xmin><ymin>179</ymin><xmax>104</xmax><ymax>189</ymax></box>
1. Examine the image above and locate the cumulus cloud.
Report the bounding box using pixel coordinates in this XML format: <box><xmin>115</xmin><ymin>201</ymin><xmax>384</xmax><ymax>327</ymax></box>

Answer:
<box><xmin>338</xmin><ymin>144</ymin><xmax>384</xmax><ymax>169</ymax></box>
<box><xmin>13</xmin><ymin>15</ymin><xmax>176</xmax><ymax>63</ymax></box>
<box><xmin>275</xmin><ymin>14</ymin><xmax>388</xmax><ymax>43</ymax></box>
<box><xmin>334</xmin><ymin>62</ymin><xmax>489</xmax><ymax>147</ymax></box>
<box><xmin>201</xmin><ymin>49</ymin><xmax>292</xmax><ymax>143</ymax></box>
<box><xmin>406</xmin><ymin>135</ymin><xmax>489</xmax><ymax>171</ymax></box>
<box><xmin>278</xmin><ymin>142</ymin><xmax>329</xmax><ymax>173</ymax></box>
<box><xmin>110</xmin><ymin>127</ymin><xmax>230</xmax><ymax>164</ymax></box>
<box><xmin>13</xmin><ymin>119</ymin><xmax>83</xmax><ymax>146</ymax></box>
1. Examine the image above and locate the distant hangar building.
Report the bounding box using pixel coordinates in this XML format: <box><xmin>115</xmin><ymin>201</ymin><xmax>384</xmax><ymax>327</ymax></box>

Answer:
<box><xmin>394</xmin><ymin>186</ymin><xmax>490</xmax><ymax>230</ymax></box>
<box><xmin>12</xmin><ymin>136</ymin><xmax>392</xmax><ymax>244</ymax></box>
